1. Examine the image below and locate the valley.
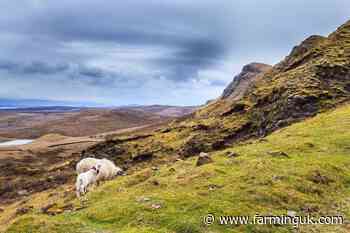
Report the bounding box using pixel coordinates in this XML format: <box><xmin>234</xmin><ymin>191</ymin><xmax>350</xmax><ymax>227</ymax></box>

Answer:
<box><xmin>0</xmin><ymin>105</ymin><xmax>195</xmax><ymax>139</ymax></box>
<box><xmin>0</xmin><ymin>105</ymin><xmax>194</xmax><ymax>206</ymax></box>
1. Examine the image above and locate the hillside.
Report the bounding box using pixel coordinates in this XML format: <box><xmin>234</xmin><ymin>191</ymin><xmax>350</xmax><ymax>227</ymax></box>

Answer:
<box><xmin>4</xmin><ymin>102</ymin><xmax>350</xmax><ymax>233</ymax></box>
<box><xmin>76</xmin><ymin>20</ymin><xmax>350</xmax><ymax>167</ymax></box>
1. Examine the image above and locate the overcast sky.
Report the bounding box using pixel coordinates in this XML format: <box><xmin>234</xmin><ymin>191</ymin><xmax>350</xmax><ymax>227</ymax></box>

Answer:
<box><xmin>0</xmin><ymin>0</ymin><xmax>349</xmax><ymax>106</ymax></box>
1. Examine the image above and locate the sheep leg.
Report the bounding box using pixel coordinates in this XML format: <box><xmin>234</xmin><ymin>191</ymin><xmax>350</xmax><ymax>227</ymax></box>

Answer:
<box><xmin>91</xmin><ymin>182</ymin><xmax>97</xmax><ymax>190</ymax></box>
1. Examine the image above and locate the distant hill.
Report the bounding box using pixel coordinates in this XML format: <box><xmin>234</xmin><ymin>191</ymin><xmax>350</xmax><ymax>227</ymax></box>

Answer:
<box><xmin>0</xmin><ymin>106</ymin><xmax>82</xmax><ymax>112</ymax></box>
<box><xmin>119</xmin><ymin>105</ymin><xmax>196</xmax><ymax>117</ymax></box>
<box><xmin>0</xmin><ymin>105</ymin><xmax>196</xmax><ymax>139</ymax></box>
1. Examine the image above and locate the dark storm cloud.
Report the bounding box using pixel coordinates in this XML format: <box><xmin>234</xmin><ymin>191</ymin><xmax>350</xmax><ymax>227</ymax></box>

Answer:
<box><xmin>0</xmin><ymin>58</ymin><xmax>116</xmax><ymax>87</ymax></box>
<box><xmin>0</xmin><ymin>61</ymin><xmax>18</xmax><ymax>71</ymax></box>
<box><xmin>22</xmin><ymin>62</ymin><xmax>70</xmax><ymax>75</ymax></box>
<box><xmin>0</xmin><ymin>60</ymin><xmax>70</xmax><ymax>75</ymax></box>
<box><xmin>0</xmin><ymin>0</ymin><xmax>349</xmax><ymax>105</ymax></box>
<box><xmin>78</xmin><ymin>66</ymin><xmax>105</xmax><ymax>78</ymax></box>
<box><xmin>1</xmin><ymin>1</ymin><xmax>233</xmax><ymax>75</ymax></box>
<box><xmin>155</xmin><ymin>39</ymin><xmax>227</xmax><ymax>68</ymax></box>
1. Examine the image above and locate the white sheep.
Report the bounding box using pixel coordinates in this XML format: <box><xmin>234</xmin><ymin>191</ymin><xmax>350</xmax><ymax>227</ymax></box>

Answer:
<box><xmin>76</xmin><ymin>164</ymin><xmax>101</xmax><ymax>198</ymax></box>
<box><xmin>76</xmin><ymin>157</ymin><xmax>100</xmax><ymax>174</ymax></box>
<box><xmin>76</xmin><ymin>157</ymin><xmax>123</xmax><ymax>183</ymax></box>
<box><xmin>97</xmin><ymin>158</ymin><xmax>124</xmax><ymax>181</ymax></box>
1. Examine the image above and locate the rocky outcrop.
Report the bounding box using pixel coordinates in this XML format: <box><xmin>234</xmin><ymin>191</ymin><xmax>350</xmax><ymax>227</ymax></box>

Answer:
<box><xmin>221</xmin><ymin>63</ymin><xmax>272</xmax><ymax>100</ymax></box>
<box><xmin>186</xmin><ymin>20</ymin><xmax>350</xmax><ymax>151</ymax></box>
<box><xmin>196</xmin><ymin>152</ymin><xmax>213</xmax><ymax>166</ymax></box>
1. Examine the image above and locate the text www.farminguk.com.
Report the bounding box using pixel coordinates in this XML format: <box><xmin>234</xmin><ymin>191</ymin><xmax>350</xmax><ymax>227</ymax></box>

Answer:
<box><xmin>203</xmin><ymin>214</ymin><xmax>344</xmax><ymax>228</ymax></box>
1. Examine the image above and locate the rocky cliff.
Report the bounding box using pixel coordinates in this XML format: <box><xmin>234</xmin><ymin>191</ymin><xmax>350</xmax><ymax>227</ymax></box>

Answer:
<box><xmin>221</xmin><ymin>63</ymin><xmax>271</xmax><ymax>100</ymax></box>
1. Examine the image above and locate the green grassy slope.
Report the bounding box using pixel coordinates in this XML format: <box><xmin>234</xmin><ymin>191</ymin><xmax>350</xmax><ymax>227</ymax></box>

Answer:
<box><xmin>6</xmin><ymin>103</ymin><xmax>350</xmax><ymax>233</ymax></box>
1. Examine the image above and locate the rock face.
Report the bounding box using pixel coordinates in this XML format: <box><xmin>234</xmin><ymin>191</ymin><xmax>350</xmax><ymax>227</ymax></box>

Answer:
<box><xmin>275</xmin><ymin>35</ymin><xmax>327</xmax><ymax>71</ymax></box>
<box><xmin>221</xmin><ymin>63</ymin><xmax>272</xmax><ymax>100</ymax></box>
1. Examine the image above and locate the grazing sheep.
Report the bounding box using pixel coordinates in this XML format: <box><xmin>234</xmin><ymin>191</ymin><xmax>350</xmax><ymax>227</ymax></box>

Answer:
<box><xmin>76</xmin><ymin>165</ymin><xmax>101</xmax><ymax>198</ymax></box>
<box><xmin>76</xmin><ymin>157</ymin><xmax>123</xmax><ymax>183</ymax></box>
<box><xmin>102</xmin><ymin>158</ymin><xmax>124</xmax><ymax>177</ymax></box>
<box><xmin>96</xmin><ymin>158</ymin><xmax>123</xmax><ymax>181</ymax></box>
<box><xmin>76</xmin><ymin>157</ymin><xmax>100</xmax><ymax>174</ymax></box>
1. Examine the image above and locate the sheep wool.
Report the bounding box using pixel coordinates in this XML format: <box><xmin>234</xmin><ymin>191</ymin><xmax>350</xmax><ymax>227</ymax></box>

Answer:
<box><xmin>76</xmin><ymin>157</ymin><xmax>123</xmax><ymax>182</ymax></box>
<box><xmin>101</xmin><ymin>158</ymin><xmax>123</xmax><ymax>178</ymax></box>
<box><xmin>76</xmin><ymin>157</ymin><xmax>100</xmax><ymax>174</ymax></box>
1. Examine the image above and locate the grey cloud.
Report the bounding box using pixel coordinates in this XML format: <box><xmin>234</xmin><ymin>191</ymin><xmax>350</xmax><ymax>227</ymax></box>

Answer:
<box><xmin>22</xmin><ymin>62</ymin><xmax>70</xmax><ymax>75</ymax></box>
<box><xmin>78</xmin><ymin>66</ymin><xmax>105</xmax><ymax>78</ymax></box>
<box><xmin>210</xmin><ymin>80</ymin><xmax>227</xmax><ymax>87</ymax></box>
<box><xmin>1</xmin><ymin>1</ymin><xmax>233</xmax><ymax>78</ymax></box>
<box><xmin>0</xmin><ymin>0</ymin><xmax>349</xmax><ymax>105</ymax></box>
<box><xmin>0</xmin><ymin>61</ymin><xmax>19</xmax><ymax>71</ymax></box>
<box><xmin>0</xmin><ymin>60</ymin><xmax>70</xmax><ymax>75</ymax></box>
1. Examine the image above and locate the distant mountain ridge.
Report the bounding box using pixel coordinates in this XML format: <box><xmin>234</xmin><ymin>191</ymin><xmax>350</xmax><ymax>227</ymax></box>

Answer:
<box><xmin>119</xmin><ymin>105</ymin><xmax>196</xmax><ymax>117</ymax></box>
<box><xmin>0</xmin><ymin>104</ymin><xmax>196</xmax><ymax>138</ymax></box>
<box><xmin>0</xmin><ymin>99</ymin><xmax>197</xmax><ymax>116</ymax></box>
<box><xmin>0</xmin><ymin>98</ymin><xmax>98</xmax><ymax>108</ymax></box>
